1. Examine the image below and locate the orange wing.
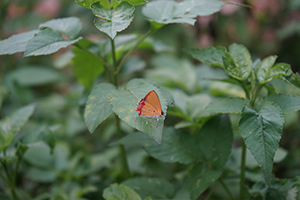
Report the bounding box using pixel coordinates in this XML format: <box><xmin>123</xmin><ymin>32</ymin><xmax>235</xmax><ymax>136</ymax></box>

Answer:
<box><xmin>141</xmin><ymin>90</ymin><xmax>162</xmax><ymax>117</ymax></box>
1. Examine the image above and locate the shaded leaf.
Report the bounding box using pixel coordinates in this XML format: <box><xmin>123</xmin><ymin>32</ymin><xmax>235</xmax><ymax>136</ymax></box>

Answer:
<box><xmin>39</xmin><ymin>17</ymin><xmax>82</xmax><ymax>40</ymax></box>
<box><xmin>203</xmin><ymin>97</ymin><xmax>247</xmax><ymax>114</ymax></box>
<box><xmin>122</xmin><ymin>177</ymin><xmax>174</xmax><ymax>199</ymax></box>
<box><xmin>265</xmin><ymin>94</ymin><xmax>300</xmax><ymax>114</ymax></box>
<box><xmin>280</xmin><ymin>72</ymin><xmax>300</xmax><ymax>89</ymax></box>
<box><xmin>91</xmin><ymin>2</ymin><xmax>135</xmax><ymax>39</ymax></box>
<box><xmin>72</xmin><ymin>45</ymin><xmax>105</xmax><ymax>91</ymax></box>
<box><xmin>0</xmin><ymin>30</ymin><xmax>39</xmax><ymax>55</ymax></box>
<box><xmin>142</xmin><ymin>0</ymin><xmax>224</xmax><ymax>25</ymax></box>
<box><xmin>24</xmin><ymin>28</ymin><xmax>82</xmax><ymax>57</ymax></box>
<box><xmin>85</xmin><ymin>83</ymin><xmax>117</xmax><ymax>133</ymax></box>
<box><xmin>185</xmin><ymin>47</ymin><xmax>226</xmax><ymax>68</ymax></box>
<box><xmin>103</xmin><ymin>183</ymin><xmax>142</xmax><ymax>200</ymax></box>
<box><xmin>184</xmin><ymin>163</ymin><xmax>222</xmax><ymax>199</ymax></box>
<box><xmin>26</xmin><ymin>167</ymin><xmax>57</xmax><ymax>183</ymax></box>
<box><xmin>239</xmin><ymin>100</ymin><xmax>284</xmax><ymax>185</ymax></box>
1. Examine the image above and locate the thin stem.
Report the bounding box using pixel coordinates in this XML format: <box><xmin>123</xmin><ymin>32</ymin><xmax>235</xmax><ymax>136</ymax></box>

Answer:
<box><xmin>114</xmin><ymin>114</ymin><xmax>131</xmax><ymax>178</ymax></box>
<box><xmin>219</xmin><ymin>178</ymin><xmax>235</xmax><ymax>200</ymax></box>
<box><xmin>0</xmin><ymin>160</ymin><xmax>20</xmax><ymax>200</ymax></box>
<box><xmin>110</xmin><ymin>38</ymin><xmax>118</xmax><ymax>86</ymax></box>
<box><xmin>116</xmin><ymin>28</ymin><xmax>156</xmax><ymax>74</ymax></box>
<box><xmin>13</xmin><ymin>147</ymin><xmax>24</xmax><ymax>186</ymax></box>
<box><xmin>240</xmin><ymin>141</ymin><xmax>247</xmax><ymax>200</ymax></box>
<box><xmin>203</xmin><ymin>181</ymin><xmax>218</xmax><ymax>200</ymax></box>
<box><xmin>110</xmin><ymin>37</ymin><xmax>131</xmax><ymax>179</ymax></box>
<box><xmin>73</xmin><ymin>43</ymin><xmax>113</xmax><ymax>73</ymax></box>
<box><xmin>251</xmin><ymin>85</ymin><xmax>262</xmax><ymax>107</ymax></box>
<box><xmin>0</xmin><ymin>171</ymin><xmax>9</xmax><ymax>185</ymax></box>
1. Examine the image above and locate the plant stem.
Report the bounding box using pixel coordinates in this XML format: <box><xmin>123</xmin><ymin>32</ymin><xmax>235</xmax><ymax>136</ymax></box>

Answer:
<box><xmin>251</xmin><ymin>85</ymin><xmax>262</xmax><ymax>107</ymax></box>
<box><xmin>0</xmin><ymin>159</ymin><xmax>20</xmax><ymax>200</ymax></box>
<box><xmin>116</xmin><ymin>28</ymin><xmax>156</xmax><ymax>74</ymax></box>
<box><xmin>241</xmin><ymin>80</ymin><xmax>250</xmax><ymax>100</ymax></box>
<box><xmin>240</xmin><ymin>141</ymin><xmax>247</xmax><ymax>200</ymax></box>
<box><xmin>219</xmin><ymin>178</ymin><xmax>235</xmax><ymax>200</ymax></box>
<box><xmin>110</xmin><ymin>37</ymin><xmax>131</xmax><ymax>179</ymax></box>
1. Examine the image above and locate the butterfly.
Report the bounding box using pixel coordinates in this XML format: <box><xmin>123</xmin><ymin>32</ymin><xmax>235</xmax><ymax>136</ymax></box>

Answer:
<box><xmin>136</xmin><ymin>90</ymin><xmax>164</xmax><ymax>119</ymax></box>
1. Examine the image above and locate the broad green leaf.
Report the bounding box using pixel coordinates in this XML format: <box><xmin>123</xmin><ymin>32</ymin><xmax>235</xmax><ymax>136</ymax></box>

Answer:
<box><xmin>264</xmin><ymin>63</ymin><xmax>292</xmax><ymax>82</ymax></box>
<box><xmin>172</xmin><ymin>189</ymin><xmax>191</xmax><ymax>200</ymax></box>
<box><xmin>265</xmin><ymin>94</ymin><xmax>300</xmax><ymax>113</ymax></box>
<box><xmin>223</xmin><ymin>52</ymin><xmax>249</xmax><ymax>80</ymax></box>
<box><xmin>185</xmin><ymin>47</ymin><xmax>226</xmax><ymax>68</ymax></box>
<box><xmin>39</xmin><ymin>17</ymin><xmax>82</xmax><ymax>40</ymax></box>
<box><xmin>228</xmin><ymin>43</ymin><xmax>252</xmax><ymax>80</ymax></box>
<box><xmin>72</xmin><ymin>45</ymin><xmax>105</xmax><ymax>91</ymax></box>
<box><xmin>91</xmin><ymin>2</ymin><xmax>135</xmax><ymax>39</ymax></box>
<box><xmin>0</xmin><ymin>30</ymin><xmax>38</xmax><ymax>55</ymax></box>
<box><xmin>255</xmin><ymin>55</ymin><xmax>278</xmax><ymax>84</ymax></box>
<box><xmin>280</xmin><ymin>72</ymin><xmax>300</xmax><ymax>89</ymax></box>
<box><xmin>23</xmin><ymin>142</ymin><xmax>53</xmax><ymax>168</ymax></box>
<box><xmin>184</xmin><ymin>163</ymin><xmax>222</xmax><ymax>199</ymax></box>
<box><xmin>203</xmin><ymin>97</ymin><xmax>247</xmax><ymax>114</ymax></box>
<box><xmin>84</xmin><ymin>83</ymin><xmax>117</xmax><ymax>133</ymax></box>
<box><xmin>196</xmin><ymin>115</ymin><xmax>233</xmax><ymax>169</ymax></box>
<box><xmin>109</xmin><ymin>79</ymin><xmax>174</xmax><ymax>143</ymax></box>
<box><xmin>142</xmin><ymin>0</ymin><xmax>224</xmax><ymax>25</ymax></box>
<box><xmin>0</xmin><ymin>104</ymin><xmax>35</xmax><ymax>152</ymax></box>
<box><xmin>239</xmin><ymin>100</ymin><xmax>284</xmax><ymax>185</ymax></box>
<box><xmin>113</xmin><ymin>127</ymin><xmax>202</xmax><ymax>164</ymax></box>
<box><xmin>122</xmin><ymin>177</ymin><xmax>174</xmax><ymax>199</ymax></box>
<box><xmin>114</xmin><ymin>115</ymin><xmax>232</xmax><ymax>167</ymax></box>
<box><xmin>5</xmin><ymin>66</ymin><xmax>62</xmax><ymax>86</ymax></box>
<box><xmin>103</xmin><ymin>183</ymin><xmax>142</xmax><ymax>200</ymax></box>
<box><xmin>24</xmin><ymin>28</ymin><xmax>82</xmax><ymax>57</ymax></box>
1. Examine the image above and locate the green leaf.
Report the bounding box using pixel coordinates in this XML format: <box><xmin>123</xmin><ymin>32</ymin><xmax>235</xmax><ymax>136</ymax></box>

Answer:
<box><xmin>222</xmin><ymin>51</ymin><xmax>250</xmax><ymax>80</ymax></box>
<box><xmin>265</xmin><ymin>94</ymin><xmax>300</xmax><ymax>114</ymax></box>
<box><xmin>122</xmin><ymin>177</ymin><xmax>174</xmax><ymax>199</ymax></box>
<box><xmin>0</xmin><ymin>30</ymin><xmax>39</xmax><ymax>55</ymax></box>
<box><xmin>142</xmin><ymin>0</ymin><xmax>224</xmax><ymax>25</ymax></box>
<box><xmin>103</xmin><ymin>183</ymin><xmax>142</xmax><ymax>200</ymax></box>
<box><xmin>184</xmin><ymin>163</ymin><xmax>222</xmax><ymax>199</ymax></box>
<box><xmin>280</xmin><ymin>72</ymin><xmax>300</xmax><ymax>89</ymax></box>
<box><xmin>185</xmin><ymin>47</ymin><xmax>227</xmax><ymax>68</ymax></box>
<box><xmin>5</xmin><ymin>66</ymin><xmax>62</xmax><ymax>86</ymax></box>
<box><xmin>91</xmin><ymin>2</ymin><xmax>135</xmax><ymax>39</ymax></box>
<box><xmin>239</xmin><ymin>100</ymin><xmax>284</xmax><ymax>185</ymax></box>
<box><xmin>203</xmin><ymin>97</ymin><xmax>247</xmax><ymax>114</ymax></box>
<box><xmin>0</xmin><ymin>104</ymin><xmax>35</xmax><ymax>152</ymax></box>
<box><xmin>24</xmin><ymin>28</ymin><xmax>82</xmax><ymax>57</ymax></box>
<box><xmin>114</xmin><ymin>115</ymin><xmax>232</xmax><ymax>167</ymax></box>
<box><xmin>84</xmin><ymin>83</ymin><xmax>117</xmax><ymax>133</ymax></box>
<box><xmin>39</xmin><ymin>17</ymin><xmax>82</xmax><ymax>40</ymax></box>
<box><xmin>113</xmin><ymin>127</ymin><xmax>201</xmax><ymax>164</ymax></box>
<box><xmin>228</xmin><ymin>43</ymin><xmax>252</xmax><ymax>80</ymax></box>
<box><xmin>255</xmin><ymin>55</ymin><xmax>284</xmax><ymax>84</ymax></box>
<box><xmin>109</xmin><ymin>79</ymin><xmax>174</xmax><ymax>143</ymax></box>
<box><xmin>72</xmin><ymin>46</ymin><xmax>105</xmax><ymax>91</ymax></box>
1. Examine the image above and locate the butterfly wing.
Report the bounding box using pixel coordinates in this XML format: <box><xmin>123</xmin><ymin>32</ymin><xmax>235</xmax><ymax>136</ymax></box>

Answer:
<box><xmin>141</xmin><ymin>90</ymin><xmax>162</xmax><ymax>117</ymax></box>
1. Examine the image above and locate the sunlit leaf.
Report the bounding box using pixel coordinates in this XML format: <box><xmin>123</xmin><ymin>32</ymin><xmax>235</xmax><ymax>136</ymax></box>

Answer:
<box><xmin>103</xmin><ymin>183</ymin><xmax>142</xmax><ymax>200</ymax></box>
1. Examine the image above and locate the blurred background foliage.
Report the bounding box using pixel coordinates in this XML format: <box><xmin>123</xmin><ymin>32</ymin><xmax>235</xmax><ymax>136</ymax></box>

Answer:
<box><xmin>1</xmin><ymin>0</ymin><xmax>300</xmax><ymax>199</ymax></box>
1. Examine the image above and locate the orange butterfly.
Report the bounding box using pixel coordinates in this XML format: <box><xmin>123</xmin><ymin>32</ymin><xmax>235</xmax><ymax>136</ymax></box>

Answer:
<box><xmin>136</xmin><ymin>90</ymin><xmax>164</xmax><ymax>119</ymax></box>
